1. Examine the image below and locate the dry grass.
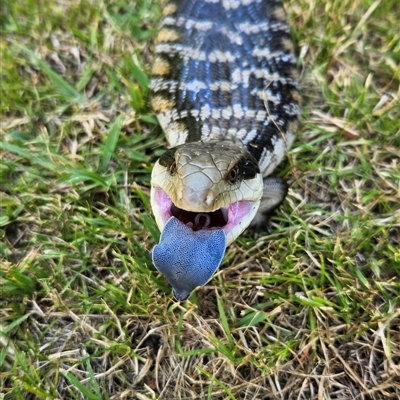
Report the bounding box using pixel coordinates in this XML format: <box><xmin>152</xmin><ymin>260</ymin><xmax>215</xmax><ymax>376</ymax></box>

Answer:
<box><xmin>1</xmin><ymin>0</ymin><xmax>399</xmax><ymax>399</ymax></box>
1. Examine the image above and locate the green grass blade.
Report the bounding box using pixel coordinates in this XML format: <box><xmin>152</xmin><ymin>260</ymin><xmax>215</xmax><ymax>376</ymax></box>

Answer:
<box><xmin>99</xmin><ymin>116</ymin><xmax>123</xmax><ymax>173</ymax></box>
<box><xmin>61</xmin><ymin>370</ymin><xmax>101</xmax><ymax>400</ymax></box>
<box><xmin>197</xmin><ymin>367</ymin><xmax>236</xmax><ymax>400</ymax></box>
<box><xmin>216</xmin><ymin>293</ymin><xmax>234</xmax><ymax>349</ymax></box>
<box><xmin>0</xmin><ymin>313</ymin><xmax>31</xmax><ymax>335</ymax></box>
<box><xmin>25</xmin><ymin>48</ymin><xmax>86</xmax><ymax>105</ymax></box>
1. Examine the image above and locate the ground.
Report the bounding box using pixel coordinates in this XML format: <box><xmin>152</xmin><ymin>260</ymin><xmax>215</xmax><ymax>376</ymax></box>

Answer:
<box><xmin>0</xmin><ymin>0</ymin><xmax>399</xmax><ymax>399</ymax></box>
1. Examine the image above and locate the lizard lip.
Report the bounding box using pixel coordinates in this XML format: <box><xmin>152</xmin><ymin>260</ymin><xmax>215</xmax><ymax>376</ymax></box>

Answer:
<box><xmin>152</xmin><ymin>187</ymin><xmax>253</xmax><ymax>234</ymax></box>
<box><xmin>171</xmin><ymin>203</ymin><xmax>228</xmax><ymax>231</ymax></box>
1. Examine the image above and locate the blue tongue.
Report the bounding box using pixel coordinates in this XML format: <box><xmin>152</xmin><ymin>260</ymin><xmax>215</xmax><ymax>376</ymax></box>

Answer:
<box><xmin>152</xmin><ymin>217</ymin><xmax>226</xmax><ymax>301</ymax></box>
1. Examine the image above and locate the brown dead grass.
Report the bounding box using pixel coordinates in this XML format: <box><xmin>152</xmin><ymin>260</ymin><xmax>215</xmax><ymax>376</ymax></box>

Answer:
<box><xmin>1</xmin><ymin>0</ymin><xmax>399</xmax><ymax>399</ymax></box>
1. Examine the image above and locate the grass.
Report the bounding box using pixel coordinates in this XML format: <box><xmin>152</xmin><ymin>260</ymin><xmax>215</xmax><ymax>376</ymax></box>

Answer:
<box><xmin>0</xmin><ymin>0</ymin><xmax>399</xmax><ymax>398</ymax></box>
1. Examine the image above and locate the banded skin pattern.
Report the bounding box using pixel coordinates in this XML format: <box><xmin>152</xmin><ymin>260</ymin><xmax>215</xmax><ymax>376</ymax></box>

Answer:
<box><xmin>151</xmin><ymin>0</ymin><xmax>300</xmax><ymax>174</ymax></box>
<box><xmin>150</xmin><ymin>0</ymin><xmax>300</xmax><ymax>301</ymax></box>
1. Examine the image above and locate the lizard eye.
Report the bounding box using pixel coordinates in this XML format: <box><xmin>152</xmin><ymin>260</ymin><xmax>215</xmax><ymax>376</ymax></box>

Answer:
<box><xmin>225</xmin><ymin>165</ymin><xmax>239</xmax><ymax>183</ymax></box>
<box><xmin>159</xmin><ymin>147</ymin><xmax>178</xmax><ymax>171</ymax></box>
<box><xmin>226</xmin><ymin>166</ymin><xmax>239</xmax><ymax>183</ymax></box>
<box><xmin>226</xmin><ymin>155</ymin><xmax>260</xmax><ymax>183</ymax></box>
<box><xmin>169</xmin><ymin>161</ymin><xmax>177</xmax><ymax>175</ymax></box>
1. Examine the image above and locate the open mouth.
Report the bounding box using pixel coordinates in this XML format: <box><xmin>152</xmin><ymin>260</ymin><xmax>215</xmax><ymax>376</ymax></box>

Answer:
<box><xmin>171</xmin><ymin>203</ymin><xmax>228</xmax><ymax>231</ymax></box>
<box><xmin>152</xmin><ymin>187</ymin><xmax>254</xmax><ymax>235</ymax></box>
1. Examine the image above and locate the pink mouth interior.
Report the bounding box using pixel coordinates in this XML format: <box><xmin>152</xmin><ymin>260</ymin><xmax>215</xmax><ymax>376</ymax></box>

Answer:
<box><xmin>154</xmin><ymin>188</ymin><xmax>253</xmax><ymax>233</ymax></box>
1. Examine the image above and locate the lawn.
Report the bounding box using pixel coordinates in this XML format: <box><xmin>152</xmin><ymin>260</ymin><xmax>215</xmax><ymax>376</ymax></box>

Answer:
<box><xmin>0</xmin><ymin>0</ymin><xmax>399</xmax><ymax>399</ymax></box>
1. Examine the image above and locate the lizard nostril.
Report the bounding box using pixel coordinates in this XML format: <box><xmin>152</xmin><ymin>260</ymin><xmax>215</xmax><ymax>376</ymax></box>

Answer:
<box><xmin>205</xmin><ymin>191</ymin><xmax>214</xmax><ymax>207</ymax></box>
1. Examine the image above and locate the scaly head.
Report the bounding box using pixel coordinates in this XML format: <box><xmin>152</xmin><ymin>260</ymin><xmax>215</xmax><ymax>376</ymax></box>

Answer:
<box><xmin>151</xmin><ymin>139</ymin><xmax>263</xmax><ymax>246</ymax></box>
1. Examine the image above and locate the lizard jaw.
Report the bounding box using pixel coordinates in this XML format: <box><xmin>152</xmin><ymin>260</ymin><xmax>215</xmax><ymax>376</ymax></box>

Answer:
<box><xmin>151</xmin><ymin>187</ymin><xmax>259</xmax><ymax>246</ymax></box>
